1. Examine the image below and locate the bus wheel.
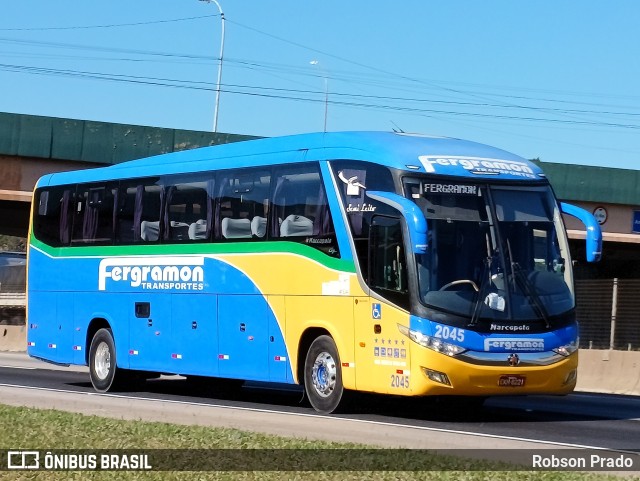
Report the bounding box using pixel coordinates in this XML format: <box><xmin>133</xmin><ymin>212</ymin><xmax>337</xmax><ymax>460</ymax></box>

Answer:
<box><xmin>89</xmin><ymin>328</ymin><xmax>120</xmax><ymax>392</ymax></box>
<box><xmin>304</xmin><ymin>335</ymin><xmax>344</xmax><ymax>414</ymax></box>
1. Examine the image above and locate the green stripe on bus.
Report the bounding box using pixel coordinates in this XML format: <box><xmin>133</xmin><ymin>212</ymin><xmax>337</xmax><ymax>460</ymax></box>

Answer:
<box><xmin>29</xmin><ymin>238</ymin><xmax>356</xmax><ymax>273</ymax></box>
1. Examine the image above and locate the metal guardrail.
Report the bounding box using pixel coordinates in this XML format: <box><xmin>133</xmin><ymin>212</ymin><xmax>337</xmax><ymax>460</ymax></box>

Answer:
<box><xmin>0</xmin><ymin>281</ymin><xmax>26</xmax><ymax>307</ymax></box>
<box><xmin>0</xmin><ymin>292</ymin><xmax>26</xmax><ymax>307</ymax></box>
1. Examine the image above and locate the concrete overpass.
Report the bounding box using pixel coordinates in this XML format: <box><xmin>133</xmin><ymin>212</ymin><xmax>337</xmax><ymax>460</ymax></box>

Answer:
<box><xmin>0</xmin><ymin>111</ymin><xmax>256</xmax><ymax>237</ymax></box>
<box><xmin>2</xmin><ymin>109</ymin><xmax>640</xmax><ymax>274</ymax></box>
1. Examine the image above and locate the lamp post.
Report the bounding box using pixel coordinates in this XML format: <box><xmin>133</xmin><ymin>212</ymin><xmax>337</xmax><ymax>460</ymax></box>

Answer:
<box><xmin>200</xmin><ymin>0</ymin><xmax>225</xmax><ymax>132</ymax></box>
<box><xmin>310</xmin><ymin>60</ymin><xmax>328</xmax><ymax>132</ymax></box>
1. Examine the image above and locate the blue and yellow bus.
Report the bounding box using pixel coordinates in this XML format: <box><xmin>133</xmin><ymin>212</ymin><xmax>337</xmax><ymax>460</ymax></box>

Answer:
<box><xmin>27</xmin><ymin>131</ymin><xmax>601</xmax><ymax>413</ymax></box>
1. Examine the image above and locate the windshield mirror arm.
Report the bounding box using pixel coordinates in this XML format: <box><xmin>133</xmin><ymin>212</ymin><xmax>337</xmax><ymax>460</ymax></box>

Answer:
<box><xmin>365</xmin><ymin>191</ymin><xmax>428</xmax><ymax>254</ymax></box>
<box><xmin>560</xmin><ymin>202</ymin><xmax>602</xmax><ymax>263</ymax></box>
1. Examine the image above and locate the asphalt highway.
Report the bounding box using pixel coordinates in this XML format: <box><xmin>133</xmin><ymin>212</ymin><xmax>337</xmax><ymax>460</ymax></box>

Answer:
<box><xmin>1</xmin><ymin>352</ymin><xmax>639</xmax><ymax>456</ymax></box>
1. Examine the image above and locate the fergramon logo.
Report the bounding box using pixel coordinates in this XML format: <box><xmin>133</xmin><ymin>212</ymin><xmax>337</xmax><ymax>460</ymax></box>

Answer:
<box><xmin>484</xmin><ymin>338</ymin><xmax>545</xmax><ymax>352</ymax></box>
<box><xmin>418</xmin><ymin>155</ymin><xmax>536</xmax><ymax>178</ymax></box>
<box><xmin>7</xmin><ymin>451</ymin><xmax>40</xmax><ymax>469</ymax></box>
<box><xmin>98</xmin><ymin>256</ymin><xmax>205</xmax><ymax>291</ymax></box>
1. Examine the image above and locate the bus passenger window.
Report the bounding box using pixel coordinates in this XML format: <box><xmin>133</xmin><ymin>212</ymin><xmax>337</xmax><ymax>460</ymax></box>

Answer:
<box><xmin>116</xmin><ymin>179</ymin><xmax>161</xmax><ymax>244</ymax></box>
<box><xmin>163</xmin><ymin>178</ymin><xmax>212</xmax><ymax>242</ymax></box>
<box><xmin>214</xmin><ymin>169</ymin><xmax>270</xmax><ymax>241</ymax></box>
<box><xmin>115</xmin><ymin>186</ymin><xmax>136</xmax><ymax>243</ymax></box>
<box><xmin>33</xmin><ymin>187</ymin><xmax>73</xmax><ymax>247</ymax></box>
<box><xmin>140</xmin><ymin>186</ymin><xmax>161</xmax><ymax>242</ymax></box>
<box><xmin>71</xmin><ymin>184</ymin><xmax>117</xmax><ymax>245</ymax></box>
<box><xmin>270</xmin><ymin>164</ymin><xmax>339</xmax><ymax>257</ymax></box>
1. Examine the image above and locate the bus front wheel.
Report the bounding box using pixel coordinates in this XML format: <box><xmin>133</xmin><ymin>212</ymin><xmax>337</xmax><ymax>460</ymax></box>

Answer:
<box><xmin>89</xmin><ymin>328</ymin><xmax>121</xmax><ymax>392</ymax></box>
<box><xmin>304</xmin><ymin>335</ymin><xmax>344</xmax><ymax>414</ymax></box>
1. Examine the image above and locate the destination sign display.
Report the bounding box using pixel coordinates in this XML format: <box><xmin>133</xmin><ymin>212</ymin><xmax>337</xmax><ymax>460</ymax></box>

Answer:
<box><xmin>421</xmin><ymin>183</ymin><xmax>478</xmax><ymax>195</ymax></box>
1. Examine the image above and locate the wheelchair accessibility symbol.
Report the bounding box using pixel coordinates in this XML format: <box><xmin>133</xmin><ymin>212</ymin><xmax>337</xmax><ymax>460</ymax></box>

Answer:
<box><xmin>372</xmin><ymin>303</ymin><xmax>381</xmax><ymax>319</ymax></box>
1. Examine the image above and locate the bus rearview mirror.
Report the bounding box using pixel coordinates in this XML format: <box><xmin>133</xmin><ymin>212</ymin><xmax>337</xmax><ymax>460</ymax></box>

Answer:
<box><xmin>365</xmin><ymin>191</ymin><xmax>428</xmax><ymax>254</ymax></box>
<box><xmin>560</xmin><ymin>202</ymin><xmax>602</xmax><ymax>263</ymax></box>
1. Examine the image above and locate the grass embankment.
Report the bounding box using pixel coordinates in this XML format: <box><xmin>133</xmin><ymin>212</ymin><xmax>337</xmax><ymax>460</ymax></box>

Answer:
<box><xmin>0</xmin><ymin>404</ymin><xmax>632</xmax><ymax>481</ymax></box>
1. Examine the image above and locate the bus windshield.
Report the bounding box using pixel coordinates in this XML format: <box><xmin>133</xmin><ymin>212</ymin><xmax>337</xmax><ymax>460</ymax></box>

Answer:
<box><xmin>406</xmin><ymin>181</ymin><xmax>574</xmax><ymax>322</ymax></box>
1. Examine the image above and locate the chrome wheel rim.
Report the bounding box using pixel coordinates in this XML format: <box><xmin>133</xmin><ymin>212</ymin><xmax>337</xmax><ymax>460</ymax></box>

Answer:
<box><xmin>94</xmin><ymin>341</ymin><xmax>111</xmax><ymax>381</ymax></box>
<box><xmin>311</xmin><ymin>351</ymin><xmax>336</xmax><ymax>398</ymax></box>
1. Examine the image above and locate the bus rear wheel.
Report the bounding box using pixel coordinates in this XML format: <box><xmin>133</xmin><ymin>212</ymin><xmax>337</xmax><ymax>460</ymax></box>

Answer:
<box><xmin>304</xmin><ymin>335</ymin><xmax>345</xmax><ymax>414</ymax></box>
<box><xmin>89</xmin><ymin>328</ymin><xmax>122</xmax><ymax>392</ymax></box>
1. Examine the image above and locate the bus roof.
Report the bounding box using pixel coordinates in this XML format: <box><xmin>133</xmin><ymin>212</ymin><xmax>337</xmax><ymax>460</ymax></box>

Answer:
<box><xmin>38</xmin><ymin>131</ymin><xmax>546</xmax><ymax>187</ymax></box>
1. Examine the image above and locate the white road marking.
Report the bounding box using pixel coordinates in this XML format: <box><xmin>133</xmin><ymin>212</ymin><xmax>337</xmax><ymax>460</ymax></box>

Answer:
<box><xmin>0</xmin><ymin>382</ymin><xmax>628</xmax><ymax>452</ymax></box>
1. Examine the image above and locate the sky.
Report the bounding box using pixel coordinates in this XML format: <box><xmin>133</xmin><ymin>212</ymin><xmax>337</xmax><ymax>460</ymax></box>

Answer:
<box><xmin>2</xmin><ymin>1</ymin><xmax>640</xmax><ymax>170</ymax></box>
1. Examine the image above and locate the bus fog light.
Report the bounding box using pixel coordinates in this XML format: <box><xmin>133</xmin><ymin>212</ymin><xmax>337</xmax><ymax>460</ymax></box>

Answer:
<box><xmin>423</xmin><ymin>368</ymin><xmax>451</xmax><ymax>386</ymax></box>
<box><xmin>563</xmin><ymin>369</ymin><xmax>577</xmax><ymax>385</ymax></box>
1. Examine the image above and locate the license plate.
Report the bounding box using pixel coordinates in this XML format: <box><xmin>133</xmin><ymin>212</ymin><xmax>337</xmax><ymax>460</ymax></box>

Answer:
<box><xmin>498</xmin><ymin>375</ymin><xmax>526</xmax><ymax>387</ymax></box>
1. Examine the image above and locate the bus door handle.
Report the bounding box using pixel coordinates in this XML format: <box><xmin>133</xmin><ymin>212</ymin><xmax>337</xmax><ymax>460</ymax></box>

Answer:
<box><xmin>240</xmin><ymin>323</ymin><xmax>246</xmax><ymax>332</ymax></box>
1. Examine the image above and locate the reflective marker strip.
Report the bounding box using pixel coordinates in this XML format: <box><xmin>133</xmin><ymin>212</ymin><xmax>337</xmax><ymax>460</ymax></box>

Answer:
<box><xmin>27</xmin><ymin>342</ymin><xmax>35</xmax><ymax>347</ymax></box>
<box><xmin>274</xmin><ymin>356</ymin><xmax>287</xmax><ymax>362</ymax></box>
<box><xmin>48</xmin><ymin>344</ymin><xmax>56</xmax><ymax>349</ymax></box>
<box><xmin>342</xmin><ymin>362</ymin><xmax>355</xmax><ymax>368</ymax></box>
<box><xmin>73</xmin><ymin>345</ymin><xmax>82</xmax><ymax>351</ymax></box>
<box><xmin>171</xmin><ymin>354</ymin><xmax>183</xmax><ymax>360</ymax></box>
<box><xmin>218</xmin><ymin>354</ymin><xmax>229</xmax><ymax>360</ymax></box>
<box><xmin>129</xmin><ymin>350</ymin><xmax>139</xmax><ymax>355</ymax></box>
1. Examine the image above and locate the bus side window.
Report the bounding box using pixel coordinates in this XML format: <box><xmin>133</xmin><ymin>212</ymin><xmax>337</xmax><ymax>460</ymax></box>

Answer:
<box><xmin>162</xmin><ymin>177</ymin><xmax>212</xmax><ymax>242</ymax></box>
<box><xmin>33</xmin><ymin>187</ymin><xmax>73</xmax><ymax>247</ymax></box>
<box><xmin>116</xmin><ymin>186</ymin><xmax>137</xmax><ymax>243</ymax></box>
<box><xmin>214</xmin><ymin>169</ymin><xmax>270</xmax><ymax>241</ymax></box>
<box><xmin>369</xmin><ymin>215</ymin><xmax>409</xmax><ymax>310</ymax></box>
<box><xmin>140</xmin><ymin>186</ymin><xmax>161</xmax><ymax>242</ymax></box>
<box><xmin>71</xmin><ymin>184</ymin><xmax>117</xmax><ymax>245</ymax></box>
<box><xmin>117</xmin><ymin>179</ymin><xmax>161</xmax><ymax>244</ymax></box>
<box><xmin>270</xmin><ymin>164</ymin><xmax>339</xmax><ymax>257</ymax></box>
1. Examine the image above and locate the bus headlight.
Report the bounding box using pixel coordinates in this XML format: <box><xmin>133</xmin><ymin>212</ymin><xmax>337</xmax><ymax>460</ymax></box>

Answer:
<box><xmin>553</xmin><ymin>341</ymin><xmax>578</xmax><ymax>357</ymax></box>
<box><xmin>397</xmin><ymin>324</ymin><xmax>466</xmax><ymax>356</ymax></box>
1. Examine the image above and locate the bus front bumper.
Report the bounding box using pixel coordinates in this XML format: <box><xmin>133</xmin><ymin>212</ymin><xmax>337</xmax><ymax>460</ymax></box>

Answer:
<box><xmin>410</xmin><ymin>349</ymin><xmax>578</xmax><ymax>397</ymax></box>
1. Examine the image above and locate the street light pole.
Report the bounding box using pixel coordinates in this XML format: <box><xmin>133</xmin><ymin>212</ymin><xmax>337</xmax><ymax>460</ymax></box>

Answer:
<box><xmin>200</xmin><ymin>0</ymin><xmax>225</xmax><ymax>132</ymax></box>
<box><xmin>310</xmin><ymin>60</ymin><xmax>328</xmax><ymax>132</ymax></box>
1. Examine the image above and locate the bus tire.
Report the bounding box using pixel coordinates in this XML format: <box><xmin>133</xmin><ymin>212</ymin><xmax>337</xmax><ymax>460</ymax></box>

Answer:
<box><xmin>304</xmin><ymin>335</ymin><xmax>344</xmax><ymax>414</ymax></box>
<box><xmin>89</xmin><ymin>328</ymin><xmax>121</xmax><ymax>392</ymax></box>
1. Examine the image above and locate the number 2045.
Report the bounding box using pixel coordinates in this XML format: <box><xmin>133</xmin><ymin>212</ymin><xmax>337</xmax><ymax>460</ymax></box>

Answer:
<box><xmin>391</xmin><ymin>374</ymin><xmax>410</xmax><ymax>389</ymax></box>
<box><xmin>434</xmin><ymin>325</ymin><xmax>465</xmax><ymax>342</ymax></box>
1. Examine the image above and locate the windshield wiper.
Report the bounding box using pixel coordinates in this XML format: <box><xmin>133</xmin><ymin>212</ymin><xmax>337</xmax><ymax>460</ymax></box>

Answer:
<box><xmin>507</xmin><ymin>240</ymin><xmax>550</xmax><ymax>329</ymax></box>
<box><xmin>468</xmin><ymin>259</ymin><xmax>489</xmax><ymax>327</ymax></box>
<box><xmin>468</xmin><ymin>234</ymin><xmax>493</xmax><ymax>327</ymax></box>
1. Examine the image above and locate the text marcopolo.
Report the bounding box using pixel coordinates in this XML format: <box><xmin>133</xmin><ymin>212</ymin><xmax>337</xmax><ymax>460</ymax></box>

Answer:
<box><xmin>99</xmin><ymin>256</ymin><xmax>205</xmax><ymax>291</ymax></box>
